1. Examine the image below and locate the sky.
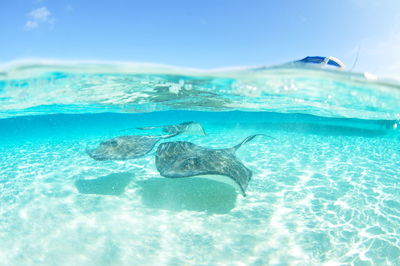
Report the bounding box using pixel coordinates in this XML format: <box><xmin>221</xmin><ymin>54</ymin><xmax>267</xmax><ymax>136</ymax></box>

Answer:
<box><xmin>1</xmin><ymin>0</ymin><xmax>400</xmax><ymax>78</ymax></box>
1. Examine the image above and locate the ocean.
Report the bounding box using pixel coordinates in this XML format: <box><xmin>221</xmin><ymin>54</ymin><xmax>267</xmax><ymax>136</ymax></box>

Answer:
<box><xmin>0</xmin><ymin>61</ymin><xmax>399</xmax><ymax>265</ymax></box>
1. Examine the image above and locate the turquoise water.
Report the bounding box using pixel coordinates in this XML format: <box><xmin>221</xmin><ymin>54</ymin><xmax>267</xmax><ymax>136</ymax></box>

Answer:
<box><xmin>0</xmin><ymin>62</ymin><xmax>400</xmax><ymax>265</ymax></box>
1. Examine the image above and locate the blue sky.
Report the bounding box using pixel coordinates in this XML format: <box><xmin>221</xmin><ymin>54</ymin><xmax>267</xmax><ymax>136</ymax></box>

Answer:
<box><xmin>1</xmin><ymin>0</ymin><xmax>400</xmax><ymax>77</ymax></box>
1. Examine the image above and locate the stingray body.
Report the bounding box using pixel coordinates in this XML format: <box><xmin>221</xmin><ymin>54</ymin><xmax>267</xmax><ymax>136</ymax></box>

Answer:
<box><xmin>86</xmin><ymin>121</ymin><xmax>205</xmax><ymax>161</ymax></box>
<box><xmin>155</xmin><ymin>134</ymin><xmax>265</xmax><ymax>196</ymax></box>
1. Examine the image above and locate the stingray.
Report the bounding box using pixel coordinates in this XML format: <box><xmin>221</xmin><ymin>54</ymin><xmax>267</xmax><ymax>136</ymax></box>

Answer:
<box><xmin>86</xmin><ymin>121</ymin><xmax>205</xmax><ymax>161</ymax></box>
<box><xmin>155</xmin><ymin>134</ymin><xmax>268</xmax><ymax>196</ymax></box>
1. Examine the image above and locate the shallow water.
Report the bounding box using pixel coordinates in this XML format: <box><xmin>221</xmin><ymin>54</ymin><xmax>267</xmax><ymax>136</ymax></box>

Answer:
<box><xmin>0</xmin><ymin>62</ymin><xmax>400</xmax><ymax>265</ymax></box>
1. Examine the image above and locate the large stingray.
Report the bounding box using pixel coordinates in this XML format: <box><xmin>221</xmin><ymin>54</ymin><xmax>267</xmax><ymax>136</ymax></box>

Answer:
<box><xmin>86</xmin><ymin>121</ymin><xmax>204</xmax><ymax>161</ymax></box>
<box><xmin>155</xmin><ymin>134</ymin><xmax>267</xmax><ymax>196</ymax></box>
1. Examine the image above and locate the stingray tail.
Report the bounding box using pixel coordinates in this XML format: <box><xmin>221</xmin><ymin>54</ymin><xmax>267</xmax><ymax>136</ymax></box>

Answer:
<box><xmin>117</xmin><ymin>125</ymin><xmax>163</xmax><ymax>133</ymax></box>
<box><xmin>159</xmin><ymin>132</ymin><xmax>181</xmax><ymax>139</ymax></box>
<box><xmin>137</xmin><ymin>125</ymin><xmax>164</xmax><ymax>131</ymax></box>
<box><xmin>137</xmin><ymin>121</ymin><xmax>194</xmax><ymax>131</ymax></box>
<box><xmin>232</xmin><ymin>134</ymin><xmax>275</xmax><ymax>151</ymax></box>
<box><xmin>117</xmin><ymin>123</ymin><xmax>171</xmax><ymax>133</ymax></box>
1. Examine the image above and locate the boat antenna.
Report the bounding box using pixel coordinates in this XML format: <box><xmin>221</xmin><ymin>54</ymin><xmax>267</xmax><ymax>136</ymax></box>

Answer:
<box><xmin>350</xmin><ymin>46</ymin><xmax>360</xmax><ymax>72</ymax></box>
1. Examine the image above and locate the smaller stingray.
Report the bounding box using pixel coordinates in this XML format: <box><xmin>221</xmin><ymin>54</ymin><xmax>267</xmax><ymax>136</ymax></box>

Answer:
<box><xmin>86</xmin><ymin>121</ymin><xmax>205</xmax><ymax>161</ymax></box>
<box><xmin>155</xmin><ymin>134</ymin><xmax>269</xmax><ymax>196</ymax></box>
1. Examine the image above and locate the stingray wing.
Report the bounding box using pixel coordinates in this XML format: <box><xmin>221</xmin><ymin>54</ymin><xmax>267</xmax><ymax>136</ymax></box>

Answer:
<box><xmin>87</xmin><ymin>135</ymin><xmax>160</xmax><ymax>161</ymax></box>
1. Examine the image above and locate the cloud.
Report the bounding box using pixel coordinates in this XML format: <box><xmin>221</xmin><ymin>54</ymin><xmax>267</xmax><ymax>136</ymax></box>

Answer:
<box><xmin>25</xmin><ymin>20</ymin><xmax>39</xmax><ymax>30</ymax></box>
<box><xmin>24</xmin><ymin>6</ymin><xmax>54</xmax><ymax>30</ymax></box>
